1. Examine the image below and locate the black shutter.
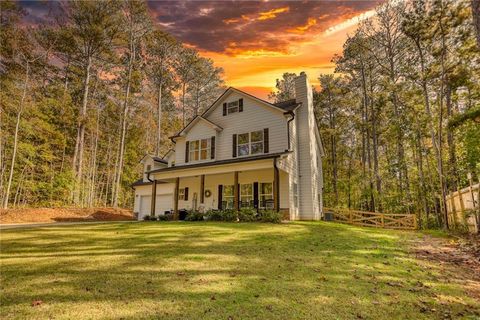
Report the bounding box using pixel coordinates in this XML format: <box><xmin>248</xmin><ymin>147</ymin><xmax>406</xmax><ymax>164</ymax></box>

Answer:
<box><xmin>184</xmin><ymin>187</ymin><xmax>189</xmax><ymax>201</ymax></box>
<box><xmin>185</xmin><ymin>141</ymin><xmax>189</xmax><ymax>162</ymax></box>
<box><xmin>218</xmin><ymin>185</ymin><xmax>223</xmax><ymax>210</ymax></box>
<box><xmin>239</xmin><ymin>98</ymin><xmax>243</xmax><ymax>112</ymax></box>
<box><xmin>263</xmin><ymin>128</ymin><xmax>269</xmax><ymax>153</ymax></box>
<box><xmin>211</xmin><ymin>136</ymin><xmax>215</xmax><ymax>159</ymax></box>
<box><xmin>232</xmin><ymin>134</ymin><xmax>237</xmax><ymax>157</ymax></box>
<box><xmin>253</xmin><ymin>182</ymin><xmax>259</xmax><ymax>209</ymax></box>
<box><xmin>223</xmin><ymin>103</ymin><xmax>227</xmax><ymax>116</ymax></box>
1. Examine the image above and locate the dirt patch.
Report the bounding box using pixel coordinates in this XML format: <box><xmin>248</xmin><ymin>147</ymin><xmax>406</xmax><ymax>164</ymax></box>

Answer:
<box><xmin>0</xmin><ymin>207</ymin><xmax>134</xmax><ymax>224</ymax></box>
<box><xmin>411</xmin><ymin>233</ymin><xmax>480</xmax><ymax>300</ymax></box>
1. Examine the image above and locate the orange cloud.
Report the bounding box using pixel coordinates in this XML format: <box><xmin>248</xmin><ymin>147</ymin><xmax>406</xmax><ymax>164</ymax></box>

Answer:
<box><xmin>288</xmin><ymin>17</ymin><xmax>317</xmax><ymax>34</ymax></box>
<box><xmin>223</xmin><ymin>17</ymin><xmax>240</xmax><ymax>24</ymax></box>
<box><xmin>257</xmin><ymin>7</ymin><xmax>289</xmax><ymax>21</ymax></box>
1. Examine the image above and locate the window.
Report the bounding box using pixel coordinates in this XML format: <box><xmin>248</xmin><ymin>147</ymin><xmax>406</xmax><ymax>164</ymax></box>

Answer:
<box><xmin>227</xmin><ymin>100</ymin><xmax>239</xmax><ymax>114</ymax></box>
<box><xmin>240</xmin><ymin>184</ymin><xmax>253</xmax><ymax>207</ymax></box>
<box><xmin>189</xmin><ymin>138</ymin><xmax>210</xmax><ymax>161</ymax></box>
<box><xmin>223</xmin><ymin>185</ymin><xmax>234</xmax><ymax>209</ymax></box>
<box><xmin>259</xmin><ymin>182</ymin><xmax>273</xmax><ymax>209</ymax></box>
<box><xmin>146</xmin><ymin>164</ymin><xmax>151</xmax><ymax>172</ymax></box>
<box><xmin>179</xmin><ymin>188</ymin><xmax>185</xmax><ymax>200</ymax></box>
<box><xmin>237</xmin><ymin>133</ymin><xmax>249</xmax><ymax>156</ymax></box>
<box><xmin>250</xmin><ymin>130</ymin><xmax>263</xmax><ymax>155</ymax></box>
<box><xmin>200</xmin><ymin>139</ymin><xmax>210</xmax><ymax>160</ymax></box>
<box><xmin>293</xmin><ymin>183</ymin><xmax>298</xmax><ymax>208</ymax></box>
<box><xmin>237</xmin><ymin>130</ymin><xmax>264</xmax><ymax>156</ymax></box>
<box><xmin>189</xmin><ymin>140</ymin><xmax>199</xmax><ymax>161</ymax></box>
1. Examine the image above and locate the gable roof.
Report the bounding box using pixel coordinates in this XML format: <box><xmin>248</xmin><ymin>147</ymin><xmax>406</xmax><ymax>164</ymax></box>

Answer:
<box><xmin>273</xmin><ymin>99</ymin><xmax>302</xmax><ymax>112</ymax></box>
<box><xmin>201</xmin><ymin>87</ymin><xmax>287</xmax><ymax>117</ymax></box>
<box><xmin>139</xmin><ymin>154</ymin><xmax>168</xmax><ymax>164</ymax></box>
<box><xmin>170</xmin><ymin>116</ymin><xmax>222</xmax><ymax>141</ymax></box>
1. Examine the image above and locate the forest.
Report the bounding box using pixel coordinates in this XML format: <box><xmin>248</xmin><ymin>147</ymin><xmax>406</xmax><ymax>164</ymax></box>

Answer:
<box><xmin>0</xmin><ymin>0</ymin><xmax>225</xmax><ymax>209</ymax></box>
<box><xmin>1</xmin><ymin>0</ymin><xmax>479</xmax><ymax>230</ymax></box>
<box><xmin>311</xmin><ymin>0</ymin><xmax>479</xmax><ymax>229</ymax></box>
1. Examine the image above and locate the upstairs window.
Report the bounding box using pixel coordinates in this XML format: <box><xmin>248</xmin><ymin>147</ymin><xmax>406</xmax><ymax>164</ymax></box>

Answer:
<box><xmin>200</xmin><ymin>139</ymin><xmax>211</xmax><ymax>160</ymax></box>
<box><xmin>188</xmin><ymin>138</ymin><xmax>211</xmax><ymax>162</ymax></box>
<box><xmin>189</xmin><ymin>140</ymin><xmax>199</xmax><ymax>161</ymax></box>
<box><xmin>227</xmin><ymin>100</ymin><xmax>239</xmax><ymax>114</ymax></box>
<box><xmin>146</xmin><ymin>165</ymin><xmax>151</xmax><ymax>172</ymax></box>
<box><xmin>237</xmin><ymin>130</ymin><xmax>264</xmax><ymax>156</ymax></box>
<box><xmin>223</xmin><ymin>98</ymin><xmax>243</xmax><ymax>115</ymax></box>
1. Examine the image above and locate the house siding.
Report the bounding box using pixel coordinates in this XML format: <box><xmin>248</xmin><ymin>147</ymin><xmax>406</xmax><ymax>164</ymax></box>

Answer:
<box><xmin>204</xmin><ymin>92</ymin><xmax>288</xmax><ymax>162</ymax></box>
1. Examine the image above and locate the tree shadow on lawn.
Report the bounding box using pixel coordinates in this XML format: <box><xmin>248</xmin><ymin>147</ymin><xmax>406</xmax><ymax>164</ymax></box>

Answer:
<box><xmin>1</xmin><ymin>222</ymin><xmax>479</xmax><ymax>319</ymax></box>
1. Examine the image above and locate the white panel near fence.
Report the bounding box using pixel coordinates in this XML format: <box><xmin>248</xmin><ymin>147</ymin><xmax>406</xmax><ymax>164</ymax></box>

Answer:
<box><xmin>446</xmin><ymin>183</ymin><xmax>479</xmax><ymax>233</ymax></box>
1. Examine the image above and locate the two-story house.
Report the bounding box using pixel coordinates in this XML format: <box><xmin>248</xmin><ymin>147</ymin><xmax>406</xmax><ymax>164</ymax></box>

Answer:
<box><xmin>132</xmin><ymin>72</ymin><xmax>324</xmax><ymax>220</ymax></box>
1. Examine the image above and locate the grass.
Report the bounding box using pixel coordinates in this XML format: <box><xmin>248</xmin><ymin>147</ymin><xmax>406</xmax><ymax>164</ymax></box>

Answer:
<box><xmin>1</xmin><ymin>221</ymin><xmax>479</xmax><ymax>319</ymax></box>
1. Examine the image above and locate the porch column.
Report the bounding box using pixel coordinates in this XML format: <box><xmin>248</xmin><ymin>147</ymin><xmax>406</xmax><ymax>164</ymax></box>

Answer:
<box><xmin>150</xmin><ymin>179</ymin><xmax>157</xmax><ymax>216</ymax></box>
<box><xmin>173</xmin><ymin>177</ymin><xmax>180</xmax><ymax>219</ymax></box>
<box><xmin>234</xmin><ymin>171</ymin><xmax>239</xmax><ymax>211</ymax></box>
<box><xmin>273</xmin><ymin>165</ymin><xmax>280</xmax><ymax>212</ymax></box>
<box><xmin>200</xmin><ymin>174</ymin><xmax>205</xmax><ymax>204</ymax></box>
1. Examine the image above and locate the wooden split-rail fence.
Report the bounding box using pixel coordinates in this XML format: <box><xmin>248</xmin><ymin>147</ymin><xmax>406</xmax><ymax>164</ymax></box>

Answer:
<box><xmin>324</xmin><ymin>207</ymin><xmax>417</xmax><ymax>230</ymax></box>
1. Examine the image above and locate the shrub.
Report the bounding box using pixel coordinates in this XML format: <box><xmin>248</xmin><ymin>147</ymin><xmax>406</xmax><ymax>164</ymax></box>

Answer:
<box><xmin>204</xmin><ymin>209</ymin><xmax>237</xmax><ymax>222</ymax></box>
<box><xmin>221</xmin><ymin>209</ymin><xmax>238</xmax><ymax>222</ymax></box>
<box><xmin>185</xmin><ymin>210</ymin><xmax>204</xmax><ymax>221</ymax></box>
<box><xmin>258</xmin><ymin>210</ymin><xmax>282</xmax><ymax>223</ymax></box>
<box><xmin>157</xmin><ymin>215</ymin><xmax>169</xmax><ymax>221</ymax></box>
<box><xmin>149</xmin><ymin>216</ymin><xmax>157</xmax><ymax>221</ymax></box>
<box><xmin>238</xmin><ymin>207</ymin><xmax>258</xmax><ymax>222</ymax></box>
<box><xmin>143</xmin><ymin>215</ymin><xmax>151</xmax><ymax>221</ymax></box>
<box><xmin>204</xmin><ymin>209</ymin><xmax>223</xmax><ymax>221</ymax></box>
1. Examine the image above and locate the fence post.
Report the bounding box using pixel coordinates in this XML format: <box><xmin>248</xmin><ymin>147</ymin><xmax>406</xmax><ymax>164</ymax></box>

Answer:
<box><xmin>349</xmin><ymin>211</ymin><xmax>353</xmax><ymax>224</ymax></box>
<box><xmin>381</xmin><ymin>214</ymin><xmax>384</xmax><ymax>228</ymax></box>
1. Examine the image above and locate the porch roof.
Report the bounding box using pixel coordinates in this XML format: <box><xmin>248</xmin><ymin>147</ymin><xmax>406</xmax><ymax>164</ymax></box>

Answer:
<box><xmin>148</xmin><ymin>151</ymin><xmax>291</xmax><ymax>179</ymax></box>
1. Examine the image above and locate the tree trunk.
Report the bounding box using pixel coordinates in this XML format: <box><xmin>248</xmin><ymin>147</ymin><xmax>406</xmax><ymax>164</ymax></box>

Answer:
<box><xmin>113</xmin><ymin>40</ymin><xmax>135</xmax><ymax>207</ymax></box>
<box><xmin>73</xmin><ymin>56</ymin><xmax>92</xmax><ymax>205</ymax></box>
<box><xmin>472</xmin><ymin>0</ymin><xmax>480</xmax><ymax>47</ymax></box>
<box><xmin>182</xmin><ymin>83</ymin><xmax>186</xmax><ymax>127</ymax></box>
<box><xmin>156</xmin><ymin>83</ymin><xmax>162</xmax><ymax>156</ymax></box>
<box><xmin>3</xmin><ymin>62</ymin><xmax>29</xmax><ymax>209</ymax></box>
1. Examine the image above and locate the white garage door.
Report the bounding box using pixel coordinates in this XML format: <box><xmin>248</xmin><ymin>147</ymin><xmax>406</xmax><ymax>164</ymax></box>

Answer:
<box><xmin>139</xmin><ymin>195</ymin><xmax>151</xmax><ymax>220</ymax></box>
<box><xmin>138</xmin><ymin>194</ymin><xmax>173</xmax><ymax>220</ymax></box>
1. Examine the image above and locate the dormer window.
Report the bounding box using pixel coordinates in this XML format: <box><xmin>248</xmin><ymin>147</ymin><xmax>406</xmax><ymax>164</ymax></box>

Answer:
<box><xmin>188</xmin><ymin>138</ymin><xmax>211</xmax><ymax>161</ymax></box>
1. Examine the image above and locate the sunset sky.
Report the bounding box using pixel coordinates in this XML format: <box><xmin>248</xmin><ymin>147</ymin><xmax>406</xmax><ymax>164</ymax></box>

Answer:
<box><xmin>22</xmin><ymin>0</ymin><xmax>383</xmax><ymax>100</ymax></box>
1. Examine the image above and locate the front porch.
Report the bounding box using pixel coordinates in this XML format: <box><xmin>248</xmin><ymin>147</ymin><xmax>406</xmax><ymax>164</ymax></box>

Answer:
<box><xmin>148</xmin><ymin>157</ymin><xmax>291</xmax><ymax>219</ymax></box>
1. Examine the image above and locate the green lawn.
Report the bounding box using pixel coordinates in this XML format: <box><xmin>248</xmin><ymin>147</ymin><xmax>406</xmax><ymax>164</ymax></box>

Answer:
<box><xmin>1</xmin><ymin>222</ymin><xmax>478</xmax><ymax>319</ymax></box>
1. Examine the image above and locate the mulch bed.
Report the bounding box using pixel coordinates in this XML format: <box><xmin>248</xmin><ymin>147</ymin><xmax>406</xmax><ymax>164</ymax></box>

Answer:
<box><xmin>0</xmin><ymin>207</ymin><xmax>134</xmax><ymax>224</ymax></box>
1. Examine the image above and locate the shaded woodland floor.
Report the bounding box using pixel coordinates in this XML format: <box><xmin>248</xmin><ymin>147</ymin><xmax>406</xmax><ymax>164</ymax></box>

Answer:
<box><xmin>0</xmin><ymin>222</ymin><xmax>479</xmax><ymax>319</ymax></box>
<box><xmin>0</xmin><ymin>207</ymin><xmax>134</xmax><ymax>224</ymax></box>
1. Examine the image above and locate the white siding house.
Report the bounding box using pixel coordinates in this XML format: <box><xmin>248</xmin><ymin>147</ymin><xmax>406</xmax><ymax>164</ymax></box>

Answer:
<box><xmin>132</xmin><ymin>72</ymin><xmax>324</xmax><ymax>220</ymax></box>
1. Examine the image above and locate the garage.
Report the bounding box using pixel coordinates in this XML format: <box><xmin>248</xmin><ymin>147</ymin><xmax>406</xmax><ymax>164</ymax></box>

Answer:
<box><xmin>138</xmin><ymin>194</ymin><xmax>173</xmax><ymax>220</ymax></box>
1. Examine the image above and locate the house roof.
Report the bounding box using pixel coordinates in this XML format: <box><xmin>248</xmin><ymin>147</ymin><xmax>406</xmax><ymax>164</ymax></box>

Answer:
<box><xmin>139</xmin><ymin>154</ymin><xmax>168</xmax><ymax>164</ymax></box>
<box><xmin>162</xmin><ymin>149</ymin><xmax>175</xmax><ymax>159</ymax></box>
<box><xmin>201</xmin><ymin>87</ymin><xmax>287</xmax><ymax>117</ymax></box>
<box><xmin>148</xmin><ymin>151</ymin><xmax>292</xmax><ymax>174</ymax></box>
<box><xmin>131</xmin><ymin>178</ymin><xmax>152</xmax><ymax>187</ymax></box>
<box><xmin>273</xmin><ymin>99</ymin><xmax>302</xmax><ymax>112</ymax></box>
<box><xmin>170</xmin><ymin>116</ymin><xmax>222</xmax><ymax>141</ymax></box>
